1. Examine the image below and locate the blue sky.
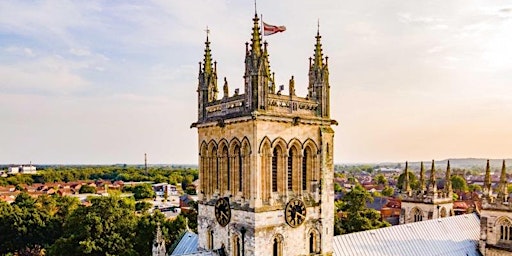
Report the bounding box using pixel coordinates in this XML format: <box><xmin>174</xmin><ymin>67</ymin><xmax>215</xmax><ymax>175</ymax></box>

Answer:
<box><xmin>1</xmin><ymin>0</ymin><xmax>511</xmax><ymax>164</ymax></box>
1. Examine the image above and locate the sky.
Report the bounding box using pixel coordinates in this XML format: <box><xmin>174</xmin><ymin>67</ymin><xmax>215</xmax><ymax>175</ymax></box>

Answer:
<box><xmin>1</xmin><ymin>0</ymin><xmax>511</xmax><ymax>165</ymax></box>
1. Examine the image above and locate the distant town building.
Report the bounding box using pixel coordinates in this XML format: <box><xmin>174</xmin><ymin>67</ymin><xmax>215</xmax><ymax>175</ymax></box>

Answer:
<box><xmin>7</xmin><ymin>164</ymin><xmax>36</xmax><ymax>174</ymax></box>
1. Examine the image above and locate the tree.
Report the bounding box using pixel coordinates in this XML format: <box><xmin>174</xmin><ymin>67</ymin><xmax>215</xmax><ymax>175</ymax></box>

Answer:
<box><xmin>381</xmin><ymin>186</ymin><xmax>394</xmax><ymax>197</ymax></box>
<box><xmin>132</xmin><ymin>183</ymin><xmax>155</xmax><ymax>200</ymax></box>
<box><xmin>396</xmin><ymin>172</ymin><xmax>419</xmax><ymax>190</ymax></box>
<box><xmin>48</xmin><ymin>196</ymin><xmax>138</xmax><ymax>256</ymax></box>
<box><xmin>79</xmin><ymin>184</ymin><xmax>96</xmax><ymax>194</ymax></box>
<box><xmin>374</xmin><ymin>174</ymin><xmax>387</xmax><ymax>185</ymax></box>
<box><xmin>135</xmin><ymin>201</ymin><xmax>152</xmax><ymax>213</ymax></box>
<box><xmin>334</xmin><ymin>183</ymin><xmax>343</xmax><ymax>193</ymax></box>
<box><xmin>450</xmin><ymin>175</ymin><xmax>468</xmax><ymax>192</ymax></box>
<box><xmin>468</xmin><ymin>184</ymin><xmax>482</xmax><ymax>192</ymax></box>
<box><xmin>334</xmin><ymin>185</ymin><xmax>390</xmax><ymax>235</ymax></box>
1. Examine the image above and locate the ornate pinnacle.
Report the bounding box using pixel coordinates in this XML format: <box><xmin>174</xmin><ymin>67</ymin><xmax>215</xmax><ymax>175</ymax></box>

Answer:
<box><xmin>404</xmin><ymin>161</ymin><xmax>411</xmax><ymax>192</ymax></box>
<box><xmin>250</xmin><ymin>14</ymin><xmax>262</xmax><ymax>57</ymax></box>
<box><xmin>484</xmin><ymin>159</ymin><xmax>492</xmax><ymax>198</ymax></box>
<box><xmin>202</xmin><ymin>27</ymin><xmax>214</xmax><ymax>74</ymax></box>
<box><xmin>445</xmin><ymin>160</ymin><xmax>452</xmax><ymax>194</ymax></box>
<box><xmin>419</xmin><ymin>161</ymin><xmax>426</xmax><ymax>192</ymax></box>
<box><xmin>497</xmin><ymin>160</ymin><xmax>508</xmax><ymax>202</ymax></box>
<box><xmin>313</xmin><ymin>26</ymin><xmax>323</xmax><ymax>69</ymax></box>
<box><xmin>428</xmin><ymin>160</ymin><xmax>436</xmax><ymax>193</ymax></box>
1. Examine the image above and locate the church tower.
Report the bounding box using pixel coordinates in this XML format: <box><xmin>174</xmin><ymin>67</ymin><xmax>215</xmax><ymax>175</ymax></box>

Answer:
<box><xmin>192</xmin><ymin>13</ymin><xmax>336</xmax><ymax>256</ymax></box>
<box><xmin>400</xmin><ymin>160</ymin><xmax>454</xmax><ymax>224</ymax></box>
<box><xmin>479</xmin><ymin>160</ymin><xmax>512</xmax><ymax>255</ymax></box>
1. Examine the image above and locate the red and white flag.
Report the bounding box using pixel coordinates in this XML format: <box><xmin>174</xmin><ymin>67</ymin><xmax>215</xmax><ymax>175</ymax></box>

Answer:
<box><xmin>263</xmin><ymin>21</ymin><xmax>286</xmax><ymax>36</ymax></box>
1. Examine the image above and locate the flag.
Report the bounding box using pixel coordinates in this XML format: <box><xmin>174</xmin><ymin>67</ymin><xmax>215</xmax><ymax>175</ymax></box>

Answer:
<box><xmin>263</xmin><ymin>21</ymin><xmax>286</xmax><ymax>36</ymax></box>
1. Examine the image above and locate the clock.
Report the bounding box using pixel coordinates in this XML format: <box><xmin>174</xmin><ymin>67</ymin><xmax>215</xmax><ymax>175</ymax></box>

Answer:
<box><xmin>214</xmin><ymin>197</ymin><xmax>231</xmax><ymax>227</ymax></box>
<box><xmin>285</xmin><ymin>198</ymin><xmax>306</xmax><ymax>227</ymax></box>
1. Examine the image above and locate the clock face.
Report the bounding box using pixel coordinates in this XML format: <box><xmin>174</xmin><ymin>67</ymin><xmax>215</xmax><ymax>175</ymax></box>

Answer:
<box><xmin>285</xmin><ymin>198</ymin><xmax>306</xmax><ymax>227</ymax></box>
<box><xmin>214</xmin><ymin>197</ymin><xmax>231</xmax><ymax>227</ymax></box>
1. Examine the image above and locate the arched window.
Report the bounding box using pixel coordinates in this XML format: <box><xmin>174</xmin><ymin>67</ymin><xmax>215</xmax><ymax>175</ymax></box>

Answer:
<box><xmin>237</xmin><ymin>146</ymin><xmax>243</xmax><ymax>192</ymax></box>
<box><xmin>287</xmin><ymin>149</ymin><xmax>294</xmax><ymax>191</ymax></box>
<box><xmin>412</xmin><ymin>208</ymin><xmax>423</xmax><ymax>222</ymax></box>
<box><xmin>208</xmin><ymin>229</ymin><xmax>214</xmax><ymax>250</ymax></box>
<box><xmin>233</xmin><ymin>235</ymin><xmax>241</xmax><ymax>256</ymax></box>
<box><xmin>308</xmin><ymin>229</ymin><xmax>320</xmax><ymax>254</ymax></box>
<box><xmin>210</xmin><ymin>146</ymin><xmax>218</xmax><ymax>191</ymax></box>
<box><xmin>440</xmin><ymin>207</ymin><xmax>447</xmax><ymax>218</ymax></box>
<box><xmin>272</xmin><ymin>235</ymin><xmax>283</xmax><ymax>256</ymax></box>
<box><xmin>498</xmin><ymin>218</ymin><xmax>512</xmax><ymax>243</ymax></box>
<box><xmin>221</xmin><ymin>145</ymin><xmax>229</xmax><ymax>193</ymax></box>
<box><xmin>302</xmin><ymin>147</ymin><xmax>311</xmax><ymax>191</ymax></box>
<box><xmin>272</xmin><ymin>148</ymin><xmax>279</xmax><ymax>192</ymax></box>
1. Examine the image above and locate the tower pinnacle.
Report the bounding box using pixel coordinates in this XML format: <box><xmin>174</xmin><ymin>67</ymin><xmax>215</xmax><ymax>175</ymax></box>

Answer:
<box><xmin>497</xmin><ymin>160</ymin><xmax>508</xmax><ymax>203</ymax></box>
<box><xmin>250</xmin><ymin>14</ymin><xmax>262</xmax><ymax>57</ymax></box>
<box><xmin>483</xmin><ymin>159</ymin><xmax>492</xmax><ymax>199</ymax></box>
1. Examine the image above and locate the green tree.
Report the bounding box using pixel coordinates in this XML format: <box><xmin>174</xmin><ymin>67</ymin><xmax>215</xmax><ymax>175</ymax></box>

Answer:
<box><xmin>468</xmin><ymin>184</ymin><xmax>482</xmax><ymax>192</ymax></box>
<box><xmin>381</xmin><ymin>186</ymin><xmax>394</xmax><ymax>197</ymax></box>
<box><xmin>48</xmin><ymin>196</ymin><xmax>138</xmax><ymax>256</ymax></box>
<box><xmin>132</xmin><ymin>183</ymin><xmax>156</xmax><ymax>200</ymax></box>
<box><xmin>334</xmin><ymin>185</ymin><xmax>390</xmax><ymax>235</ymax></box>
<box><xmin>135</xmin><ymin>201</ymin><xmax>152</xmax><ymax>213</ymax></box>
<box><xmin>396</xmin><ymin>172</ymin><xmax>419</xmax><ymax>190</ymax></box>
<box><xmin>450</xmin><ymin>175</ymin><xmax>468</xmax><ymax>192</ymax></box>
<box><xmin>79</xmin><ymin>184</ymin><xmax>97</xmax><ymax>194</ymax></box>
<box><xmin>374</xmin><ymin>174</ymin><xmax>387</xmax><ymax>185</ymax></box>
<box><xmin>334</xmin><ymin>183</ymin><xmax>343</xmax><ymax>193</ymax></box>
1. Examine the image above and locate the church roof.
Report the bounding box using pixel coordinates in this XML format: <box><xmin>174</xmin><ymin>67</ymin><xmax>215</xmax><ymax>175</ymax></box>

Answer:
<box><xmin>170</xmin><ymin>231</ymin><xmax>199</xmax><ymax>255</ymax></box>
<box><xmin>333</xmin><ymin>213</ymin><xmax>480</xmax><ymax>256</ymax></box>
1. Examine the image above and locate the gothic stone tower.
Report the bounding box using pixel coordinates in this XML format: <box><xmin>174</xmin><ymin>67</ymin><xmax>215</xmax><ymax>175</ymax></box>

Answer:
<box><xmin>479</xmin><ymin>160</ymin><xmax>512</xmax><ymax>255</ymax></box>
<box><xmin>400</xmin><ymin>160</ymin><xmax>454</xmax><ymax>224</ymax></box>
<box><xmin>191</xmin><ymin>14</ymin><xmax>336</xmax><ymax>256</ymax></box>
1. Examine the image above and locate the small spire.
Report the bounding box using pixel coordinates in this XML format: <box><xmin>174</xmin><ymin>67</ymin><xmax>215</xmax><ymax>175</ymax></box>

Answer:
<box><xmin>428</xmin><ymin>160</ymin><xmax>437</xmax><ymax>194</ymax></box>
<box><xmin>313</xmin><ymin>22</ymin><xmax>324</xmax><ymax>69</ymax></box>
<box><xmin>445</xmin><ymin>160</ymin><xmax>452</xmax><ymax>194</ymax></box>
<box><xmin>483</xmin><ymin>159</ymin><xmax>492</xmax><ymax>198</ymax></box>
<box><xmin>250</xmin><ymin>14</ymin><xmax>262</xmax><ymax>56</ymax></box>
<box><xmin>419</xmin><ymin>161</ymin><xmax>426</xmax><ymax>192</ymax></box>
<box><xmin>497</xmin><ymin>160</ymin><xmax>508</xmax><ymax>203</ymax></box>
<box><xmin>202</xmin><ymin>26</ymin><xmax>214</xmax><ymax>74</ymax></box>
<box><xmin>404</xmin><ymin>161</ymin><xmax>411</xmax><ymax>192</ymax></box>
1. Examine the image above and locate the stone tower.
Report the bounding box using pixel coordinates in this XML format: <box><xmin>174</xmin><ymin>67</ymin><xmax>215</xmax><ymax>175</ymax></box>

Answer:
<box><xmin>191</xmin><ymin>13</ymin><xmax>336</xmax><ymax>256</ymax></box>
<box><xmin>479</xmin><ymin>160</ymin><xmax>512</xmax><ymax>255</ymax></box>
<box><xmin>400</xmin><ymin>160</ymin><xmax>454</xmax><ymax>224</ymax></box>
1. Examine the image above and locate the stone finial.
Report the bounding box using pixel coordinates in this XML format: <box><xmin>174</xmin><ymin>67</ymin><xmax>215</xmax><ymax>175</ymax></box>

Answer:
<box><xmin>497</xmin><ymin>160</ymin><xmax>508</xmax><ymax>203</ymax></box>
<box><xmin>403</xmin><ymin>161</ymin><xmax>411</xmax><ymax>193</ymax></box>
<box><xmin>419</xmin><ymin>161</ymin><xmax>426</xmax><ymax>192</ymax></box>
<box><xmin>445</xmin><ymin>160</ymin><xmax>452</xmax><ymax>196</ymax></box>
<box><xmin>483</xmin><ymin>159</ymin><xmax>492</xmax><ymax>199</ymax></box>
<box><xmin>427</xmin><ymin>160</ymin><xmax>437</xmax><ymax>194</ymax></box>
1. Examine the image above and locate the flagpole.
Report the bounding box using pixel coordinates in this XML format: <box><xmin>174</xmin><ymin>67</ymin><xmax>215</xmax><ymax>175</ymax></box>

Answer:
<box><xmin>261</xmin><ymin>14</ymin><xmax>263</xmax><ymax>40</ymax></box>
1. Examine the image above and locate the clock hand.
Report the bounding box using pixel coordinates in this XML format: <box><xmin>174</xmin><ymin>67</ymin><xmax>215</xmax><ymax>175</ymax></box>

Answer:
<box><xmin>221</xmin><ymin>211</ymin><xmax>229</xmax><ymax>219</ymax></box>
<box><xmin>296</xmin><ymin>212</ymin><xmax>305</xmax><ymax>218</ymax></box>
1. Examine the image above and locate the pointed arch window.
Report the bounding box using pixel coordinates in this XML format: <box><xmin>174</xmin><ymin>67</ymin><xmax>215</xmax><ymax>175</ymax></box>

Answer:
<box><xmin>498</xmin><ymin>218</ymin><xmax>512</xmax><ymax>243</ymax></box>
<box><xmin>272</xmin><ymin>148</ymin><xmax>279</xmax><ymax>192</ymax></box>
<box><xmin>288</xmin><ymin>149</ymin><xmax>294</xmax><ymax>191</ymax></box>
<box><xmin>412</xmin><ymin>208</ymin><xmax>423</xmax><ymax>222</ymax></box>
<box><xmin>308</xmin><ymin>229</ymin><xmax>320</xmax><ymax>254</ymax></box>
<box><xmin>272</xmin><ymin>235</ymin><xmax>283</xmax><ymax>256</ymax></box>
<box><xmin>302</xmin><ymin>149</ymin><xmax>309</xmax><ymax>191</ymax></box>
<box><xmin>237</xmin><ymin>146</ymin><xmax>243</xmax><ymax>192</ymax></box>
<box><xmin>233</xmin><ymin>235</ymin><xmax>241</xmax><ymax>256</ymax></box>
